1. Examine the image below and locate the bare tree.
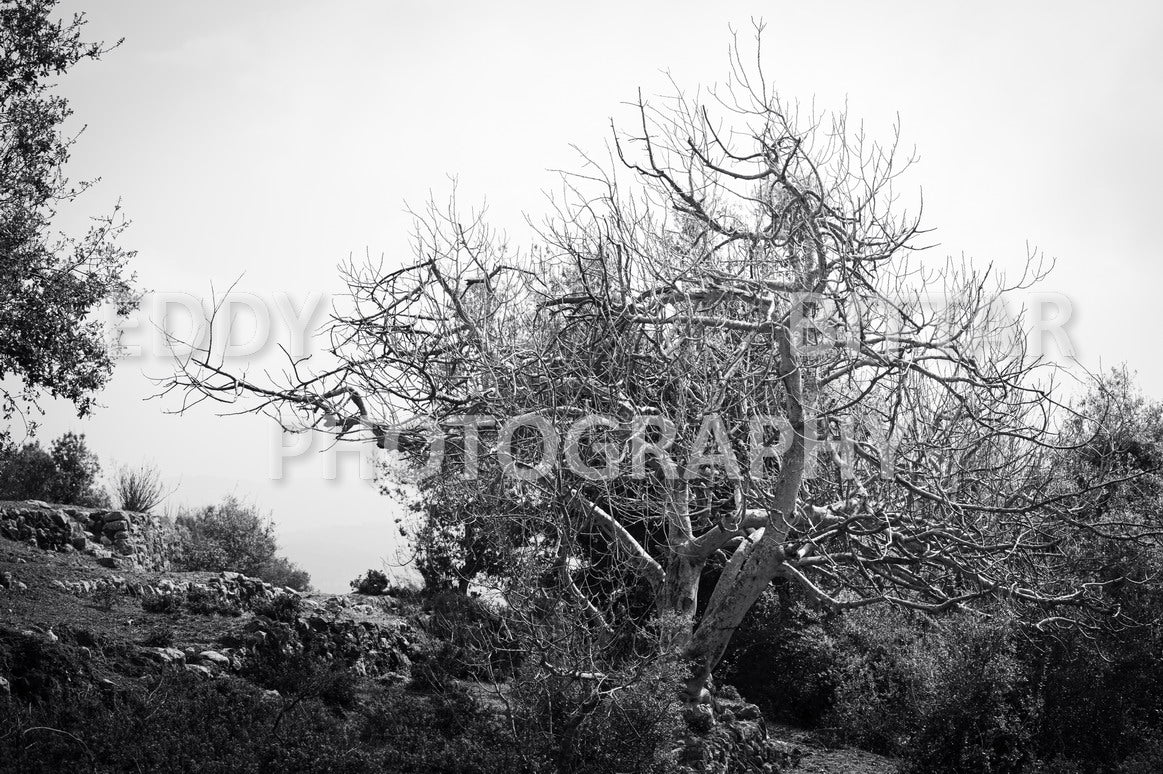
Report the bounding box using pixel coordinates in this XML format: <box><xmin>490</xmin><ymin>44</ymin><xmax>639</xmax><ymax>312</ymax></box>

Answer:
<box><xmin>164</xmin><ymin>30</ymin><xmax>1146</xmax><ymax>702</ymax></box>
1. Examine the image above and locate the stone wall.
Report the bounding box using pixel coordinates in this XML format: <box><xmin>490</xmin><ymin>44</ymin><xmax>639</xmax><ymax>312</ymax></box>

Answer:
<box><xmin>0</xmin><ymin>500</ymin><xmax>176</xmax><ymax>570</ymax></box>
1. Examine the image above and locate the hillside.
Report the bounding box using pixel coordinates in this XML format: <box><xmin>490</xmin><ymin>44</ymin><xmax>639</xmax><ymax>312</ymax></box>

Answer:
<box><xmin>0</xmin><ymin>500</ymin><xmax>894</xmax><ymax>773</ymax></box>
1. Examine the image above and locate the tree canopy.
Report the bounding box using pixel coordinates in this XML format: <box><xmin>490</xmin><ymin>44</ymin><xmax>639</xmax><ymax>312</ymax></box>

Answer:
<box><xmin>0</xmin><ymin>0</ymin><xmax>136</xmax><ymax>439</ymax></box>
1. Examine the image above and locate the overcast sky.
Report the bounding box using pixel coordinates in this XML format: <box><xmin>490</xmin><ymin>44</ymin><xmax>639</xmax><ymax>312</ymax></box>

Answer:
<box><xmin>29</xmin><ymin>1</ymin><xmax>1163</xmax><ymax>591</ymax></box>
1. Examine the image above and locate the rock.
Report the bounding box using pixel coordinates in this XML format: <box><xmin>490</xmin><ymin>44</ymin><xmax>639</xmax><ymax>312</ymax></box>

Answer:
<box><xmin>184</xmin><ymin>664</ymin><xmax>214</xmax><ymax>679</ymax></box>
<box><xmin>13</xmin><ymin>581</ymin><xmax>27</xmax><ymax>592</ymax></box>
<box><xmin>199</xmin><ymin>650</ymin><xmax>231</xmax><ymax>666</ymax></box>
<box><xmin>51</xmin><ymin>580</ymin><xmax>68</xmax><ymax>592</ymax></box>
<box><xmin>685</xmin><ymin>703</ymin><xmax>715</xmax><ymax>733</ymax></box>
<box><xmin>102</xmin><ymin>511</ymin><xmax>128</xmax><ymax>523</ymax></box>
<box><xmin>97</xmin><ymin>556</ymin><xmax>119</xmax><ymax>569</ymax></box>
<box><xmin>735</xmin><ymin>703</ymin><xmax>762</xmax><ymax>721</ymax></box>
<box><xmin>143</xmin><ymin>647</ymin><xmax>185</xmax><ymax>664</ymax></box>
<box><xmin>0</xmin><ymin>676</ymin><xmax>9</xmax><ymax>694</ymax></box>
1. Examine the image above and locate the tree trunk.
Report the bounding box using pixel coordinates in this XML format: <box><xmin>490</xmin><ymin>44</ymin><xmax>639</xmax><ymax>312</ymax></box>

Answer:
<box><xmin>658</xmin><ymin>553</ymin><xmax>704</xmax><ymax>650</ymax></box>
<box><xmin>680</xmin><ymin>325</ymin><xmax>807</xmax><ymax>701</ymax></box>
<box><xmin>683</xmin><ymin>541</ymin><xmax>787</xmax><ymax>700</ymax></box>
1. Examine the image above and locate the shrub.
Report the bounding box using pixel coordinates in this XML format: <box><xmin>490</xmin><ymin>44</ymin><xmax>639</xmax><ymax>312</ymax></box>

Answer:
<box><xmin>173</xmin><ymin>496</ymin><xmax>311</xmax><ymax>590</ymax></box>
<box><xmin>719</xmin><ymin>589</ymin><xmax>840</xmax><ymax>727</ymax></box>
<box><xmin>259</xmin><ymin>555</ymin><xmax>312</xmax><ymax>591</ymax></box>
<box><xmin>351</xmin><ymin>568</ymin><xmax>389</xmax><ymax>595</ymax></box>
<box><xmin>905</xmin><ymin>620</ymin><xmax>1035</xmax><ymax>774</ymax></box>
<box><xmin>112</xmin><ymin>462</ymin><xmax>169</xmax><ymax>512</ymax></box>
<box><xmin>92</xmin><ymin>583</ymin><xmax>119</xmax><ymax>612</ymax></box>
<box><xmin>0</xmin><ymin>432</ymin><xmax>108</xmax><ymax>506</ymax></box>
<box><xmin>174</xmin><ymin>496</ymin><xmax>277</xmax><ymax>575</ymax></box>
<box><xmin>140</xmin><ymin>590</ymin><xmax>183</xmax><ymax>616</ymax></box>
<box><xmin>822</xmin><ymin>606</ymin><xmax>939</xmax><ymax>755</ymax></box>
<box><xmin>252</xmin><ymin>593</ymin><xmax>304</xmax><ymax>623</ymax></box>
<box><xmin>419</xmin><ymin>590</ymin><xmax>519</xmax><ymax>680</ymax></box>
<box><xmin>185</xmin><ymin>586</ymin><xmax>241</xmax><ymax>617</ymax></box>
<box><xmin>141</xmin><ymin>627</ymin><xmax>175</xmax><ymax>648</ymax></box>
<box><xmin>507</xmin><ymin>655</ymin><xmax>684</xmax><ymax>774</ymax></box>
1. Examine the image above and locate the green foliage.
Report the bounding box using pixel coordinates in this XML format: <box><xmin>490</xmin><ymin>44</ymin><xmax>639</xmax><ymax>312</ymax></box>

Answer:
<box><xmin>0</xmin><ymin>0</ymin><xmax>136</xmax><ymax>438</ymax></box>
<box><xmin>173</xmin><ymin>496</ymin><xmax>310</xmax><ymax>591</ymax></box>
<box><xmin>0</xmin><ymin>431</ymin><xmax>108</xmax><ymax>505</ymax></box>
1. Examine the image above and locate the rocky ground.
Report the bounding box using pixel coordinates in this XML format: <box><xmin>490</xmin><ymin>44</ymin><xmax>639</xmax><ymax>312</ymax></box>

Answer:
<box><xmin>0</xmin><ymin>501</ymin><xmax>896</xmax><ymax>773</ymax></box>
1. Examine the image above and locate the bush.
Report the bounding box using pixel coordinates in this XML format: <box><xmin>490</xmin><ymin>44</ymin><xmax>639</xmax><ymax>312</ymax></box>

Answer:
<box><xmin>905</xmin><ymin>620</ymin><xmax>1034</xmax><ymax>774</ymax></box>
<box><xmin>507</xmin><ymin>655</ymin><xmax>684</xmax><ymax>774</ymax></box>
<box><xmin>185</xmin><ymin>586</ymin><xmax>241</xmax><ymax>617</ymax></box>
<box><xmin>259</xmin><ymin>555</ymin><xmax>312</xmax><ymax>591</ymax></box>
<box><xmin>141</xmin><ymin>590</ymin><xmax>183</xmax><ymax>616</ymax></box>
<box><xmin>112</xmin><ymin>462</ymin><xmax>169</xmax><ymax>512</ymax></box>
<box><xmin>418</xmin><ymin>590</ymin><xmax>519</xmax><ymax>681</ymax></box>
<box><xmin>92</xmin><ymin>583</ymin><xmax>119</xmax><ymax>612</ymax></box>
<box><xmin>252</xmin><ymin>593</ymin><xmax>303</xmax><ymax>623</ymax></box>
<box><xmin>351</xmin><ymin>568</ymin><xmax>389</xmax><ymax>595</ymax></box>
<box><xmin>0</xmin><ymin>432</ymin><xmax>108</xmax><ymax>506</ymax></box>
<box><xmin>719</xmin><ymin>589</ymin><xmax>840</xmax><ymax>727</ymax></box>
<box><xmin>174</xmin><ymin>496</ymin><xmax>311</xmax><ymax>591</ymax></box>
<box><xmin>141</xmin><ymin>627</ymin><xmax>175</xmax><ymax>648</ymax></box>
<box><xmin>822</xmin><ymin>606</ymin><xmax>939</xmax><ymax>755</ymax></box>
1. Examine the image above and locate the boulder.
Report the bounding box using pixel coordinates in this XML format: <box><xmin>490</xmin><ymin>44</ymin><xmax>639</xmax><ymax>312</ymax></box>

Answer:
<box><xmin>143</xmin><ymin>647</ymin><xmax>185</xmax><ymax>664</ymax></box>
<box><xmin>199</xmin><ymin>650</ymin><xmax>231</xmax><ymax>666</ymax></box>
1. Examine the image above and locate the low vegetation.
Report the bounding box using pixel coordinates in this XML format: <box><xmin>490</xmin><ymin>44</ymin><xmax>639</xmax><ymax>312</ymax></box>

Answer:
<box><xmin>173</xmin><ymin>496</ymin><xmax>311</xmax><ymax>591</ymax></box>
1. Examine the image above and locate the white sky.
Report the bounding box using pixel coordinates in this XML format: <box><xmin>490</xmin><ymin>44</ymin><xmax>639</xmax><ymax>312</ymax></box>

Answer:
<box><xmin>26</xmin><ymin>1</ymin><xmax>1163</xmax><ymax>591</ymax></box>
